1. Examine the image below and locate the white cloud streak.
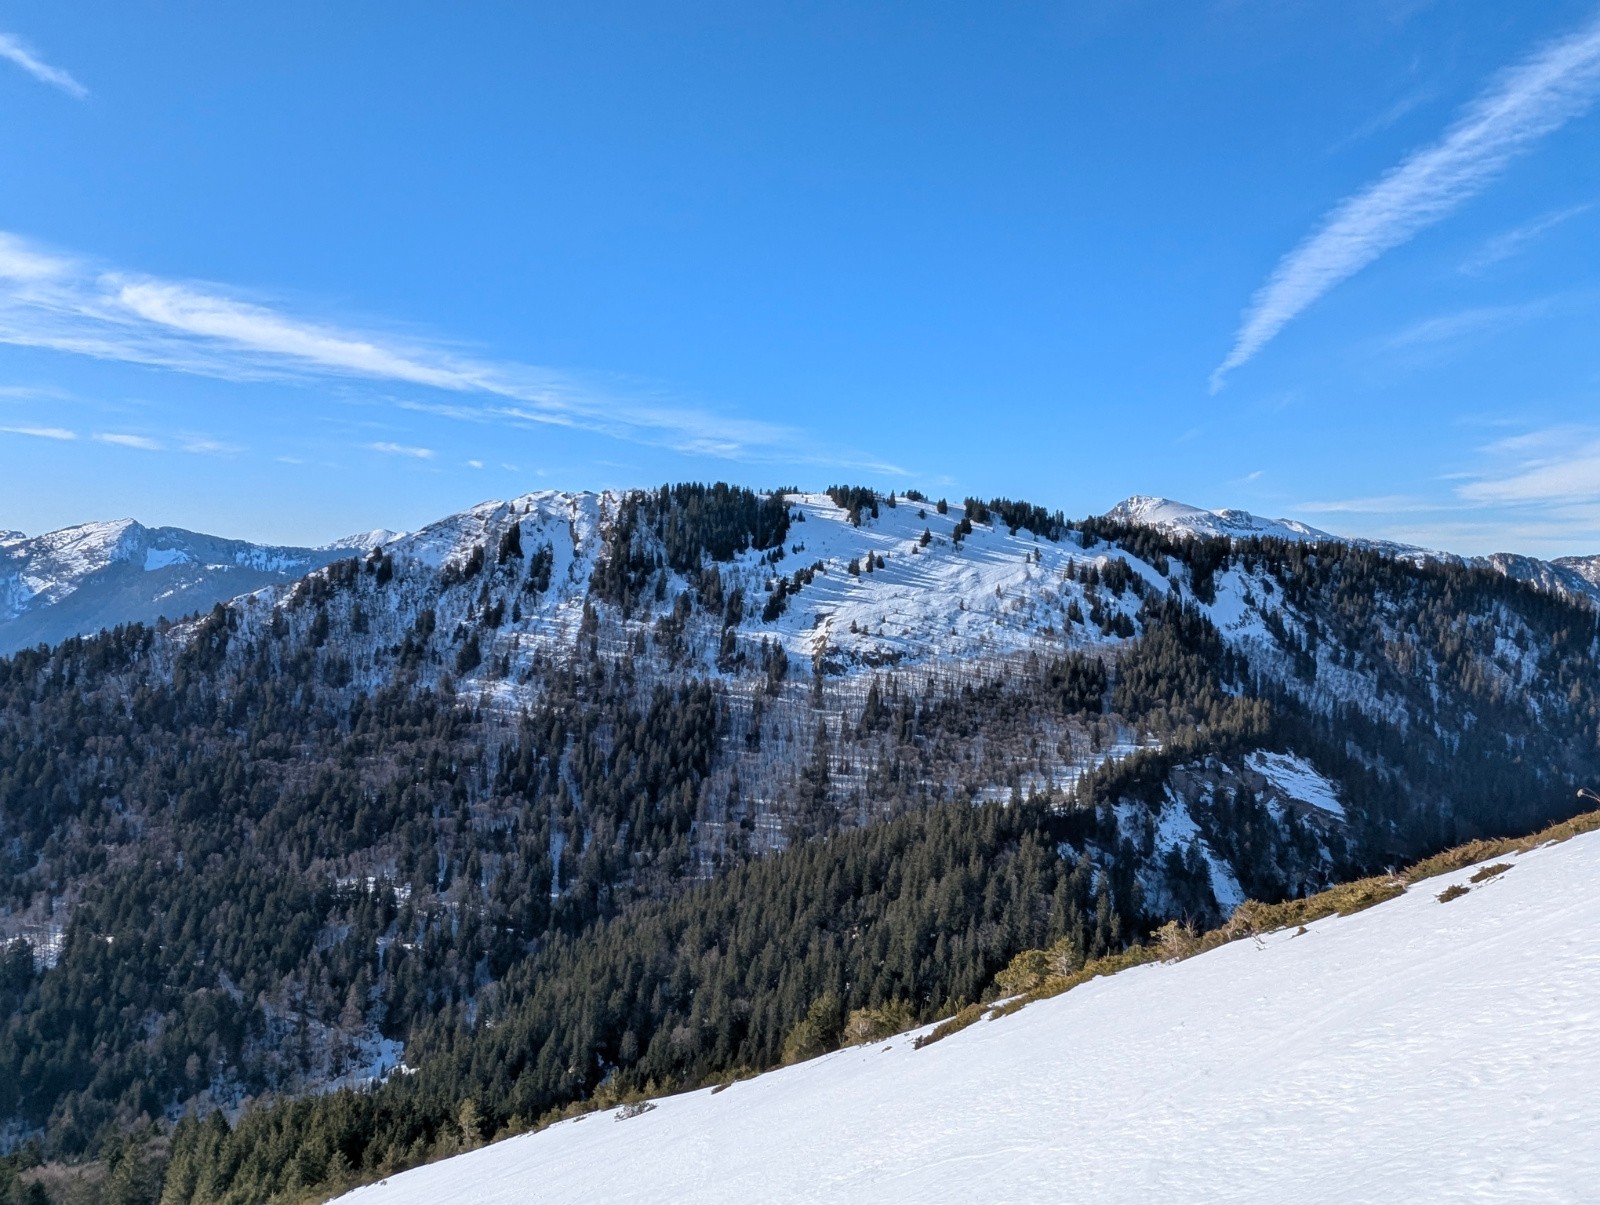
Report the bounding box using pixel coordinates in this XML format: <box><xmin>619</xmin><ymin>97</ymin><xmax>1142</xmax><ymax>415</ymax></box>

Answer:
<box><xmin>1295</xmin><ymin>494</ymin><xmax>1441</xmax><ymax>515</ymax></box>
<box><xmin>1459</xmin><ymin>202</ymin><xmax>1593</xmax><ymax>272</ymax></box>
<box><xmin>1327</xmin><ymin>85</ymin><xmax>1438</xmax><ymax>154</ymax></box>
<box><xmin>0</xmin><ymin>32</ymin><xmax>87</xmax><ymax>98</ymax></box>
<box><xmin>179</xmin><ymin>435</ymin><xmax>241</xmax><ymax>455</ymax></box>
<box><xmin>1212</xmin><ymin>10</ymin><xmax>1600</xmax><ymax>391</ymax></box>
<box><xmin>0</xmin><ymin>231</ymin><xmax>897</xmax><ymax>470</ymax></box>
<box><xmin>1456</xmin><ymin>427</ymin><xmax>1600</xmax><ymax>505</ymax></box>
<box><xmin>95</xmin><ymin>432</ymin><xmax>162</xmax><ymax>451</ymax></box>
<box><xmin>0</xmin><ymin>383</ymin><xmax>73</xmax><ymax>401</ymax></box>
<box><xmin>1385</xmin><ymin>299</ymin><xmax>1549</xmax><ymax>348</ymax></box>
<box><xmin>370</xmin><ymin>441</ymin><xmax>435</xmax><ymax>459</ymax></box>
<box><xmin>0</xmin><ymin>424</ymin><xmax>76</xmax><ymax>440</ymax></box>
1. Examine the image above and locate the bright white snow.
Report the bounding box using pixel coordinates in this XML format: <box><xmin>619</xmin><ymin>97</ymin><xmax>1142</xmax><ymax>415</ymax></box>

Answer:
<box><xmin>337</xmin><ymin>830</ymin><xmax>1600</xmax><ymax>1204</ymax></box>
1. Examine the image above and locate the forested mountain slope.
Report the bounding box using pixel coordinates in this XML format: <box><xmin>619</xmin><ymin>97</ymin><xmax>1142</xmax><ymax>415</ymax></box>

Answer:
<box><xmin>0</xmin><ymin>483</ymin><xmax>1596</xmax><ymax>1203</ymax></box>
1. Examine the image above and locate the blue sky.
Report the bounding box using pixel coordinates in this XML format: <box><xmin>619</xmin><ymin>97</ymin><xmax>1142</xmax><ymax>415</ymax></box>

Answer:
<box><xmin>2</xmin><ymin>2</ymin><xmax>1599</xmax><ymax>555</ymax></box>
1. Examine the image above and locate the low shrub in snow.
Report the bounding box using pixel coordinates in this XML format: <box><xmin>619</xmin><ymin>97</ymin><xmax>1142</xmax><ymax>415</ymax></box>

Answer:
<box><xmin>844</xmin><ymin>1001</ymin><xmax>917</xmax><ymax>1046</ymax></box>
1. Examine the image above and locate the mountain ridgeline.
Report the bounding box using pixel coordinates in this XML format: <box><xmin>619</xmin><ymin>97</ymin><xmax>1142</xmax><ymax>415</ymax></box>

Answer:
<box><xmin>0</xmin><ymin>484</ymin><xmax>1596</xmax><ymax>1204</ymax></box>
<box><xmin>0</xmin><ymin>520</ymin><xmax>399</xmax><ymax>656</ymax></box>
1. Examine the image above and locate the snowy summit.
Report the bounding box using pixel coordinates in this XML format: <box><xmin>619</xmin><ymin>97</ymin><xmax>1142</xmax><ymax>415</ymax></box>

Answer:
<box><xmin>1103</xmin><ymin>495</ymin><xmax>1337</xmax><ymax>543</ymax></box>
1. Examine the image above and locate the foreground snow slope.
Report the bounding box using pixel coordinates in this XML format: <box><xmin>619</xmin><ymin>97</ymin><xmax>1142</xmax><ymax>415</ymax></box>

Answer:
<box><xmin>340</xmin><ymin>830</ymin><xmax>1600</xmax><ymax>1205</ymax></box>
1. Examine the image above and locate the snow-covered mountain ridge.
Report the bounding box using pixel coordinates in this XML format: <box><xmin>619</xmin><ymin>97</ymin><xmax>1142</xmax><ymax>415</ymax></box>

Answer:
<box><xmin>220</xmin><ymin>486</ymin><xmax>1592</xmax><ymax>745</ymax></box>
<box><xmin>338</xmin><ymin>824</ymin><xmax>1600</xmax><ymax>1205</ymax></box>
<box><xmin>10</xmin><ymin>489</ymin><xmax>1598</xmax><ymax>660</ymax></box>
<box><xmin>1106</xmin><ymin>494</ymin><xmax>1600</xmax><ymax>605</ymax></box>
<box><xmin>0</xmin><ymin>517</ymin><xmax>402</xmax><ymax>653</ymax></box>
<box><xmin>188</xmin><ymin>482</ymin><xmax>1593</xmax><ymax>912</ymax></box>
<box><xmin>1104</xmin><ymin>494</ymin><xmax>1345</xmax><ymax>544</ymax></box>
<box><xmin>11</xmin><ymin>485</ymin><xmax>1594</xmax><ymax>887</ymax></box>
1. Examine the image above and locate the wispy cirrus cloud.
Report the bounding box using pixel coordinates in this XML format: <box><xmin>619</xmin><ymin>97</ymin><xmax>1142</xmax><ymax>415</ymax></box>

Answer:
<box><xmin>1385</xmin><ymin>299</ymin><xmax>1551</xmax><ymax>348</ymax></box>
<box><xmin>179</xmin><ymin>435</ymin><xmax>241</xmax><ymax>456</ymax></box>
<box><xmin>369</xmin><ymin>441</ymin><xmax>435</xmax><ymax>460</ymax></box>
<box><xmin>0</xmin><ymin>383</ymin><xmax>72</xmax><ymax>401</ymax></box>
<box><xmin>1295</xmin><ymin>494</ymin><xmax>1439</xmax><ymax>516</ymax></box>
<box><xmin>0</xmin><ymin>32</ymin><xmax>86</xmax><ymax>98</ymax></box>
<box><xmin>1326</xmin><ymin>85</ymin><xmax>1438</xmax><ymax>154</ymax></box>
<box><xmin>1276</xmin><ymin>423</ymin><xmax>1600</xmax><ymax>557</ymax></box>
<box><xmin>0</xmin><ymin>230</ymin><xmax>900</xmax><ymax>472</ymax></box>
<box><xmin>1212</xmin><ymin>9</ymin><xmax>1600</xmax><ymax>391</ymax></box>
<box><xmin>1456</xmin><ymin>425</ymin><xmax>1600</xmax><ymax>505</ymax></box>
<box><xmin>95</xmin><ymin>432</ymin><xmax>162</xmax><ymax>451</ymax></box>
<box><xmin>3</xmin><ymin>418</ymin><xmax>241</xmax><ymax>453</ymax></box>
<box><xmin>1459</xmin><ymin>202</ymin><xmax>1592</xmax><ymax>273</ymax></box>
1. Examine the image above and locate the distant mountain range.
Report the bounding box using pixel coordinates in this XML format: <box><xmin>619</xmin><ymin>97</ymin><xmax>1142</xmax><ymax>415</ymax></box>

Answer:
<box><xmin>5</xmin><ymin>494</ymin><xmax>1597</xmax><ymax>654</ymax></box>
<box><xmin>1106</xmin><ymin>494</ymin><xmax>1600</xmax><ymax>606</ymax></box>
<box><xmin>0</xmin><ymin>518</ymin><xmax>400</xmax><ymax>653</ymax></box>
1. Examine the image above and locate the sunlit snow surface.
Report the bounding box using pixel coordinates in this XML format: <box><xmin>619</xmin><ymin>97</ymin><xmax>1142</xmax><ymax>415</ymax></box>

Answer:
<box><xmin>338</xmin><ymin>831</ymin><xmax>1600</xmax><ymax>1204</ymax></box>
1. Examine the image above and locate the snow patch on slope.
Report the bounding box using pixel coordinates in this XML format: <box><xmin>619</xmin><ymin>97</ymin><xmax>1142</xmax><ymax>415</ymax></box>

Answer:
<box><xmin>1123</xmin><ymin>795</ymin><xmax>1246</xmax><ymax>913</ymax></box>
<box><xmin>1247</xmin><ymin>750</ymin><xmax>1345</xmax><ymax>818</ymax></box>
<box><xmin>144</xmin><ymin>547</ymin><xmax>194</xmax><ymax>571</ymax></box>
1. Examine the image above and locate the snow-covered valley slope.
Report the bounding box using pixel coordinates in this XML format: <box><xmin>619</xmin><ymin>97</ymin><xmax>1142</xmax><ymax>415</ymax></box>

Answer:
<box><xmin>339</xmin><ymin>829</ymin><xmax>1600</xmax><ymax>1205</ymax></box>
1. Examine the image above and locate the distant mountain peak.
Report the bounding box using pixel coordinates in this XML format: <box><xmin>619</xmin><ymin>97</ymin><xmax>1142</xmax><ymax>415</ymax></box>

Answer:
<box><xmin>0</xmin><ymin>519</ymin><xmax>362</xmax><ymax>653</ymax></box>
<box><xmin>326</xmin><ymin>528</ymin><xmax>407</xmax><ymax>552</ymax></box>
<box><xmin>1103</xmin><ymin>495</ymin><xmax>1600</xmax><ymax>607</ymax></box>
<box><xmin>1103</xmin><ymin>496</ymin><xmax>1336</xmax><ymax>542</ymax></box>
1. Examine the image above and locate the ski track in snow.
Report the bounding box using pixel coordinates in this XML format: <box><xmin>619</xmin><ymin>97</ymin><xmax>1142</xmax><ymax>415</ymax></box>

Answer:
<box><xmin>338</xmin><ymin>831</ymin><xmax>1600</xmax><ymax>1204</ymax></box>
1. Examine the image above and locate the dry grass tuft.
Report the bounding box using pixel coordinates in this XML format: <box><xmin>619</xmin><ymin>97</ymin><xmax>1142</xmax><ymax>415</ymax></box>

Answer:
<box><xmin>1404</xmin><ymin>808</ymin><xmax>1600</xmax><ymax>884</ymax></box>
<box><xmin>913</xmin><ymin>1003</ymin><xmax>984</xmax><ymax>1049</ymax></box>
